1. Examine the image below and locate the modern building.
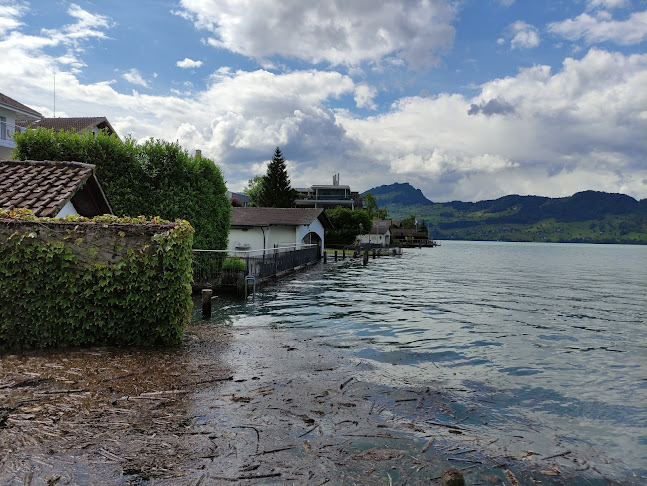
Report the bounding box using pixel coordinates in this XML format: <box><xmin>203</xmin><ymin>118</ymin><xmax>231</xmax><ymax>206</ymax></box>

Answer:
<box><xmin>295</xmin><ymin>173</ymin><xmax>361</xmax><ymax>210</ymax></box>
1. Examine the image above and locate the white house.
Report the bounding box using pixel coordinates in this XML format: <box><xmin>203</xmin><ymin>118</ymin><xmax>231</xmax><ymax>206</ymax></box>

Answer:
<box><xmin>228</xmin><ymin>207</ymin><xmax>332</xmax><ymax>257</ymax></box>
<box><xmin>0</xmin><ymin>93</ymin><xmax>42</xmax><ymax>160</ymax></box>
<box><xmin>357</xmin><ymin>224</ymin><xmax>391</xmax><ymax>247</ymax></box>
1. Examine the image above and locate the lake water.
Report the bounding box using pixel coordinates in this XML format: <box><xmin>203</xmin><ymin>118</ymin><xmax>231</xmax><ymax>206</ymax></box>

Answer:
<box><xmin>210</xmin><ymin>241</ymin><xmax>647</xmax><ymax>479</ymax></box>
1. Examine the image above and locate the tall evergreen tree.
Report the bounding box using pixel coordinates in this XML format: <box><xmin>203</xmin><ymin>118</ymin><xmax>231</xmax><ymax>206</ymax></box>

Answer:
<box><xmin>257</xmin><ymin>147</ymin><xmax>297</xmax><ymax>207</ymax></box>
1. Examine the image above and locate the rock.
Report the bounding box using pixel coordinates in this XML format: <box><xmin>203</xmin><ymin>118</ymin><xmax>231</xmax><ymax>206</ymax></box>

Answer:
<box><xmin>441</xmin><ymin>467</ymin><xmax>465</xmax><ymax>486</ymax></box>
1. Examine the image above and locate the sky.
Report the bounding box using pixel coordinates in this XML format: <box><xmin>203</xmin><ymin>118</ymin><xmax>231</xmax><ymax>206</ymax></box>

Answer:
<box><xmin>0</xmin><ymin>0</ymin><xmax>645</xmax><ymax>202</ymax></box>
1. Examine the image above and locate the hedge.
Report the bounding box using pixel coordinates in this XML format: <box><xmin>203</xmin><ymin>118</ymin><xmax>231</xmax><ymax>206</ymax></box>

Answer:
<box><xmin>0</xmin><ymin>209</ymin><xmax>194</xmax><ymax>351</ymax></box>
<box><xmin>13</xmin><ymin>129</ymin><xmax>231</xmax><ymax>253</ymax></box>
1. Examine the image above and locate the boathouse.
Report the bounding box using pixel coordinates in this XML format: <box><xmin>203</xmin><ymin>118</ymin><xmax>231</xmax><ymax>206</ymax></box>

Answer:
<box><xmin>228</xmin><ymin>207</ymin><xmax>332</xmax><ymax>257</ymax></box>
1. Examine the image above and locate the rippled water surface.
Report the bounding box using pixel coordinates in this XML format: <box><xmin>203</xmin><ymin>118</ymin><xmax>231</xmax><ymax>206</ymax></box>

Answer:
<box><xmin>215</xmin><ymin>241</ymin><xmax>647</xmax><ymax>476</ymax></box>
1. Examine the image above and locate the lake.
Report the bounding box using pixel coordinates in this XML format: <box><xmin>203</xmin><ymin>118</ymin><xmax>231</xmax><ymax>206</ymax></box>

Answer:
<box><xmin>209</xmin><ymin>240</ymin><xmax>647</xmax><ymax>480</ymax></box>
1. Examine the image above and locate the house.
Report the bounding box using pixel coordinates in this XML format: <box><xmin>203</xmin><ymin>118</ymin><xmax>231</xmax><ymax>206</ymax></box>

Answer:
<box><xmin>0</xmin><ymin>93</ymin><xmax>42</xmax><ymax>160</ymax></box>
<box><xmin>295</xmin><ymin>173</ymin><xmax>361</xmax><ymax>210</ymax></box>
<box><xmin>229</xmin><ymin>207</ymin><xmax>332</xmax><ymax>257</ymax></box>
<box><xmin>229</xmin><ymin>191</ymin><xmax>251</xmax><ymax>207</ymax></box>
<box><xmin>19</xmin><ymin>117</ymin><xmax>119</xmax><ymax>138</ymax></box>
<box><xmin>0</xmin><ymin>160</ymin><xmax>112</xmax><ymax>218</ymax></box>
<box><xmin>390</xmin><ymin>227</ymin><xmax>429</xmax><ymax>242</ymax></box>
<box><xmin>357</xmin><ymin>224</ymin><xmax>391</xmax><ymax>247</ymax></box>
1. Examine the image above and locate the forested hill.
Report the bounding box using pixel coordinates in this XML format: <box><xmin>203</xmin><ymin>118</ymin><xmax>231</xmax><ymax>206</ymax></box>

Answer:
<box><xmin>362</xmin><ymin>183</ymin><xmax>647</xmax><ymax>244</ymax></box>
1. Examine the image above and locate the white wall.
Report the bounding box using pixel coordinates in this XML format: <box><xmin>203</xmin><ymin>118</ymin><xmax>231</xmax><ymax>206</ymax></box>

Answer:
<box><xmin>0</xmin><ymin>106</ymin><xmax>16</xmax><ymax>159</ymax></box>
<box><xmin>357</xmin><ymin>231</ymin><xmax>390</xmax><ymax>246</ymax></box>
<box><xmin>296</xmin><ymin>218</ymin><xmax>325</xmax><ymax>256</ymax></box>
<box><xmin>55</xmin><ymin>200</ymin><xmax>78</xmax><ymax>218</ymax></box>
<box><xmin>228</xmin><ymin>218</ymin><xmax>326</xmax><ymax>256</ymax></box>
<box><xmin>228</xmin><ymin>227</ymin><xmax>266</xmax><ymax>253</ymax></box>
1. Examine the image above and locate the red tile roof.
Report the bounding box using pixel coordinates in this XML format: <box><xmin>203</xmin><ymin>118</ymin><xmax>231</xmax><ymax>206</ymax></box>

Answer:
<box><xmin>231</xmin><ymin>207</ymin><xmax>332</xmax><ymax>228</ymax></box>
<box><xmin>0</xmin><ymin>93</ymin><xmax>42</xmax><ymax>119</ymax></box>
<box><xmin>0</xmin><ymin>160</ymin><xmax>112</xmax><ymax>217</ymax></box>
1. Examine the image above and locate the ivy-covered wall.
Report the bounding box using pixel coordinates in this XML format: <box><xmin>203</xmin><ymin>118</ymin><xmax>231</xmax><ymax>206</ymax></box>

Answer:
<box><xmin>0</xmin><ymin>209</ymin><xmax>194</xmax><ymax>351</ymax></box>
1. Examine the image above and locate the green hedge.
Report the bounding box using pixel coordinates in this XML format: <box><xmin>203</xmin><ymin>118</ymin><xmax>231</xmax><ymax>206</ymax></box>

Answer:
<box><xmin>13</xmin><ymin>128</ymin><xmax>231</xmax><ymax>252</ymax></box>
<box><xmin>0</xmin><ymin>209</ymin><xmax>194</xmax><ymax>351</ymax></box>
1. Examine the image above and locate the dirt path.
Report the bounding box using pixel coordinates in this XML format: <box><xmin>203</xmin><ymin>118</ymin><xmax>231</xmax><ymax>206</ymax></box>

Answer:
<box><xmin>1</xmin><ymin>319</ymin><xmax>639</xmax><ymax>485</ymax></box>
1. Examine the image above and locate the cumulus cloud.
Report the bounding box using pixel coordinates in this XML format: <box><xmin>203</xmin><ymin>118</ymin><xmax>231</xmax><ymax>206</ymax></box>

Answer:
<box><xmin>176</xmin><ymin>0</ymin><xmax>456</xmax><ymax>69</ymax></box>
<box><xmin>336</xmin><ymin>48</ymin><xmax>647</xmax><ymax>200</ymax></box>
<box><xmin>587</xmin><ymin>0</ymin><xmax>629</xmax><ymax>10</ymax></box>
<box><xmin>467</xmin><ymin>98</ymin><xmax>515</xmax><ymax>117</ymax></box>
<box><xmin>354</xmin><ymin>83</ymin><xmax>378</xmax><ymax>110</ymax></box>
<box><xmin>503</xmin><ymin>20</ymin><xmax>540</xmax><ymax>49</ymax></box>
<box><xmin>0</xmin><ymin>2</ymin><xmax>26</xmax><ymax>36</ymax></box>
<box><xmin>122</xmin><ymin>68</ymin><xmax>149</xmax><ymax>87</ymax></box>
<box><xmin>177</xmin><ymin>57</ymin><xmax>203</xmax><ymax>68</ymax></box>
<box><xmin>549</xmin><ymin>10</ymin><xmax>647</xmax><ymax>45</ymax></box>
<box><xmin>0</xmin><ymin>3</ymin><xmax>645</xmax><ymax>201</ymax></box>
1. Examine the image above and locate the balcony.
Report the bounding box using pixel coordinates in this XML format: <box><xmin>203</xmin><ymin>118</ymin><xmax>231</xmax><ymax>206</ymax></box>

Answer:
<box><xmin>0</xmin><ymin>121</ymin><xmax>25</xmax><ymax>148</ymax></box>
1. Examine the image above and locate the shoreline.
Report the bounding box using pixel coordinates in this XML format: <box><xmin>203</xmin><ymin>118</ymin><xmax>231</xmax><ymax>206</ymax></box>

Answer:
<box><xmin>1</xmin><ymin>316</ymin><xmax>643</xmax><ymax>484</ymax></box>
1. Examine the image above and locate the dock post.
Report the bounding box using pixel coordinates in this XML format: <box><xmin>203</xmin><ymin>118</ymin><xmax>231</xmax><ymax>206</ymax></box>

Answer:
<box><xmin>372</xmin><ymin>249</ymin><xmax>376</xmax><ymax>259</ymax></box>
<box><xmin>342</xmin><ymin>249</ymin><xmax>346</xmax><ymax>260</ymax></box>
<box><xmin>324</xmin><ymin>251</ymin><xmax>327</xmax><ymax>263</ymax></box>
<box><xmin>363</xmin><ymin>249</ymin><xmax>369</xmax><ymax>266</ymax></box>
<box><xmin>202</xmin><ymin>288</ymin><xmax>212</xmax><ymax>320</ymax></box>
<box><xmin>334</xmin><ymin>250</ymin><xmax>338</xmax><ymax>262</ymax></box>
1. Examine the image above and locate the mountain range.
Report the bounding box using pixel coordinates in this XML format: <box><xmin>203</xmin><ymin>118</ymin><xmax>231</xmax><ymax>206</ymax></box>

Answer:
<box><xmin>363</xmin><ymin>183</ymin><xmax>647</xmax><ymax>244</ymax></box>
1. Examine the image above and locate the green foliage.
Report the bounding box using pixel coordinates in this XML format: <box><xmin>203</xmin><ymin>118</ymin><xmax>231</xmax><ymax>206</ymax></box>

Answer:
<box><xmin>243</xmin><ymin>176</ymin><xmax>264</xmax><ymax>207</ymax></box>
<box><xmin>362</xmin><ymin>192</ymin><xmax>388</xmax><ymax>220</ymax></box>
<box><xmin>325</xmin><ymin>208</ymin><xmax>372</xmax><ymax>246</ymax></box>
<box><xmin>257</xmin><ymin>147</ymin><xmax>297</xmax><ymax>207</ymax></box>
<box><xmin>222</xmin><ymin>256</ymin><xmax>246</xmax><ymax>271</ymax></box>
<box><xmin>0</xmin><ymin>209</ymin><xmax>194</xmax><ymax>351</ymax></box>
<box><xmin>13</xmin><ymin>128</ymin><xmax>230</xmax><ymax>251</ymax></box>
<box><xmin>401</xmin><ymin>214</ymin><xmax>417</xmax><ymax>229</ymax></box>
<box><xmin>366</xmin><ymin>185</ymin><xmax>647</xmax><ymax>244</ymax></box>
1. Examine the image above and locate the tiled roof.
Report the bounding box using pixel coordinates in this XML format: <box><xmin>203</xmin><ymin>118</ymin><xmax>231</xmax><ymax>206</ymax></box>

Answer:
<box><xmin>0</xmin><ymin>92</ymin><xmax>42</xmax><ymax>119</ymax></box>
<box><xmin>21</xmin><ymin>117</ymin><xmax>117</xmax><ymax>136</ymax></box>
<box><xmin>0</xmin><ymin>160</ymin><xmax>112</xmax><ymax>217</ymax></box>
<box><xmin>367</xmin><ymin>225</ymin><xmax>390</xmax><ymax>235</ymax></box>
<box><xmin>231</xmin><ymin>207</ymin><xmax>332</xmax><ymax>228</ymax></box>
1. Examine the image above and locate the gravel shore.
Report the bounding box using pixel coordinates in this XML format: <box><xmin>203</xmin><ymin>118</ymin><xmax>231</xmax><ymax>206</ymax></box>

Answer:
<box><xmin>1</xmin><ymin>315</ymin><xmax>640</xmax><ymax>485</ymax></box>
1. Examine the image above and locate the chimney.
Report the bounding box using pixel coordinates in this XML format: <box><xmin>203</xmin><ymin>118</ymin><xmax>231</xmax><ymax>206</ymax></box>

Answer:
<box><xmin>195</xmin><ymin>149</ymin><xmax>202</xmax><ymax>158</ymax></box>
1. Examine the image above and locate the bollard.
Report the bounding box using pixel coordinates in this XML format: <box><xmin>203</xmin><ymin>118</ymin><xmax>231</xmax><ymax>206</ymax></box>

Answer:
<box><xmin>202</xmin><ymin>288</ymin><xmax>212</xmax><ymax>320</ymax></box>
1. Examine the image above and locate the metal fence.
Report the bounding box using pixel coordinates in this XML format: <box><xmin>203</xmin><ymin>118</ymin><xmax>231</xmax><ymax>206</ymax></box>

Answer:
<box><xmin>192</xmin><ymin>244</ymin><xmax>320</xmax><ymax>286</ymax></box>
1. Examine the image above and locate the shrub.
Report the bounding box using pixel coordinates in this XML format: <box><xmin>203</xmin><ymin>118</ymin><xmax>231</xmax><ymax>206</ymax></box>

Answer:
<box><xmin>222</xmin><ymin>256</ymin><xmax>246</xmax><ymax>271</ymax></box>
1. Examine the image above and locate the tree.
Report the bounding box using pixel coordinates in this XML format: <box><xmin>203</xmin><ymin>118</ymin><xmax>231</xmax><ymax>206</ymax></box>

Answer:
<box><xmin>325</xmin><ymin>208</ymin><xmax>372</xmax><ymax>246</ymax></box>
<box><xmin>243</xmin><ymin>176</ymin><xmax>264</xmax><ymax>207</ymax></box>
<box><xmin>256</xmin><ymin>147</ymin><xmax>297</xmax><ymax>208</ymax></box>
<box><xmin>362</xmin><ymin>192</ymin><xmax>388</xmax><ymax>220</ymax></box>
<box><xmin>401</xmin><ymin>214</ymin><xmax>417</xmax><ymax>229</ymax></box>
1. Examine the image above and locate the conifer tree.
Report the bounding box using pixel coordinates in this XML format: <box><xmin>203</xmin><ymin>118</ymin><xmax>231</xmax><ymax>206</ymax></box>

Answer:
<box><xmin>257</xmin><ymin>147</ymin><xmax>297</xmax><ymax>207</ymax></box>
